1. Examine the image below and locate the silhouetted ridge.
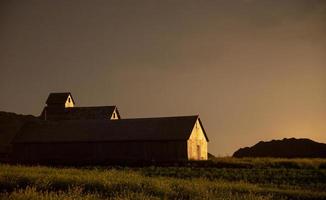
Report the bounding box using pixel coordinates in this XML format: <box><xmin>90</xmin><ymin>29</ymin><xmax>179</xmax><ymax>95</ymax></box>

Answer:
<box><xmin>233</xmin><ymin>138</ymin><xmax>326</xmax><ymax>158</ymax></box>
<box><xmin>208</xmin><ymin>153</ymin><xmax>216</xmax><ymax>160</ymax></box>
<box><xmin>0</xmin><ymin>111</ymin><xmax>39</xmax><ymax>158</ymax></box>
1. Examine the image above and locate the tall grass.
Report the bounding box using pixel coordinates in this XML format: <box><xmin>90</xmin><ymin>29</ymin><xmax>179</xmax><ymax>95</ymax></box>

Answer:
<box><xmin>0</xmin><ymin>158</ymin><xmax>326</xmax><ymax>200</ymax></box>
<box><xmin>192</xmin><ymin>157</ymin><xmax>326</xmax><ymax>169</ymax></box>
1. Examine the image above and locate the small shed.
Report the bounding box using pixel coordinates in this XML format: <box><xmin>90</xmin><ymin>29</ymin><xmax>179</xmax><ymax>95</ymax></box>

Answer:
<box><xmin>11</xmin><ymin>115</ymin><xmax>208</xmax><ymax>164</ymax></box>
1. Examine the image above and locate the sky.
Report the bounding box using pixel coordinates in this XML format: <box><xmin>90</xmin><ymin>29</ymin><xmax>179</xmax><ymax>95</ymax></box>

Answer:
<box><xmin>1</xmin><ymin>0</ymin><xmax>326</xmax><ymax>156</ymax></box>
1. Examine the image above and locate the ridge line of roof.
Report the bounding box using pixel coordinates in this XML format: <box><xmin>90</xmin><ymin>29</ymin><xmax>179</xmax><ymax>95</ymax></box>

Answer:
<box><xmin>107</xmin><ymin>115</ymin><xmax>198</xmax><ymax>121</ymax></box>
<box><xmin>67</xmin><ymin>106</ymin><xmax>117</xmax><ymax>108</ymax></box>
<box><xmin>31</xmin><ymin>115</ymin><xmax>198</xmax><ymax>124</ymax></box>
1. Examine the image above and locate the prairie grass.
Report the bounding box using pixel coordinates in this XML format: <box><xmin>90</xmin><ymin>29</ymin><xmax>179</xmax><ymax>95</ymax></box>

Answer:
<box><xmin>0</xmin><ymin>157</ymin><xmax>326</xmax><ymax>200</ymax></box>
<box><xmin>188</xmin><ymin>157</ymin><xmax>326</xmax><ymax>169</ymax></box>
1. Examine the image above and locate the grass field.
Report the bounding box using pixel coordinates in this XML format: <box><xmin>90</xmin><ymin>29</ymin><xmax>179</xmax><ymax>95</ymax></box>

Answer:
<box><xmin>0</xmin><ymin>158</ymin><xmax>326</xmax><ymax>200</ymax></box>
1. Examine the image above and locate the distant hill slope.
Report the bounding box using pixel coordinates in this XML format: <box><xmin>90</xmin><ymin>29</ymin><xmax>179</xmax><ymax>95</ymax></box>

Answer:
<box><xmin>233</xmin><ymin>138</ymin><xmax>326</xmax><ymax>158</ymax></box>
<box><xmin>208</xmin><ymin>153</ymin><xmax>216</xmax><ymax>160</ymax></box>
<box><xmin>0</xmin><ymin>111</ymin><xmax>39</xmax><ymax>155</ymax></box>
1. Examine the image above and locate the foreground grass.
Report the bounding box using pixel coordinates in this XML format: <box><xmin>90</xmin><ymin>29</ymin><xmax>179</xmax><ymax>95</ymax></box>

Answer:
<box><xmin>0</xmin><ymin>158</ymin><xmax>326</xmax><ymax>199</ymax></box>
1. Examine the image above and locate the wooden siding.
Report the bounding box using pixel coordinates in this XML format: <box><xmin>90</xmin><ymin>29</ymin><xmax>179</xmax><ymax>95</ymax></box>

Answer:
<box><xmin>110</xmin><ymin>109</ymin><xmax>119</xmax><ymax>120</ymax></box>
<box><xmin>11</xmin><ymin>141</ymin><xmax>188</xmax><ymax>164</ymax></box>
<box><xmin>187</xmin><ymin>119</ymin><xmax>208</xmax><ymax>160</ymax></box>
<box><xmin>64</xmin><ymin>95</ymin><xmax>74</xmax><ymax>108</ymax></box>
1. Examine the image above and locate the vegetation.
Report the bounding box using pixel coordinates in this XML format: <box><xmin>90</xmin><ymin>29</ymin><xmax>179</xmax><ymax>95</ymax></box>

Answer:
<box><xmin>0</xmin><ymin>158</ymin><xmax>326</xmax><ymax>200</ymax></box>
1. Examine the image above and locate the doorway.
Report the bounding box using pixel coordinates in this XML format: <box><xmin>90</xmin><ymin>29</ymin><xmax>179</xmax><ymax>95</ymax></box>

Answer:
<box><xmin>197</xmin><ymin>145</ymin><xmax>201</xmax><ymax>160</ymax></box>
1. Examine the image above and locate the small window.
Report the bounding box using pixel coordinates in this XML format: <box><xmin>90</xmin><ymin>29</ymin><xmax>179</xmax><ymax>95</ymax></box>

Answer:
<box><xmin>68</xmin><ymin>97</ymin><xmax>71</xmax><ymax>103</ymax></box>
<box><xmin>113</xmin><ymin>113</ymin><xmax>116</xmax><ymax>118</ymax></box>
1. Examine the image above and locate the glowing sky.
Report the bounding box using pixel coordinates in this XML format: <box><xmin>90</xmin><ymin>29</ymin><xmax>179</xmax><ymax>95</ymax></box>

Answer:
<box><xmin>1</xmin><ymin>0</ymin><xmax>326</xmax><ymax>155</ymax></box>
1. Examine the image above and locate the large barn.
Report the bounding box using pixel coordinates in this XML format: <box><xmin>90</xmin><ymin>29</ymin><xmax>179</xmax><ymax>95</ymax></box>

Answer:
<box><xmin>11</xmin><ymin>93</ymin><xmax>209</xmax><ymax>164</ymax></box>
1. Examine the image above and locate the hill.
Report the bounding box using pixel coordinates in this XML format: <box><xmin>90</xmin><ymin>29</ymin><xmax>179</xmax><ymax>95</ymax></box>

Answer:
<box><xmin>0</xmin><ymin>111</ymin><xmax>39</xmax><ymax>158</ymax></box>
<box><xmin>233</xmin><ymin>138</ymin><xmax>326</xmax><ymax>158</ymax></box>
<box><xmin>208</xmin><ymin>152</ymin><xmax>217</xmax><ymax>160</ymax></box>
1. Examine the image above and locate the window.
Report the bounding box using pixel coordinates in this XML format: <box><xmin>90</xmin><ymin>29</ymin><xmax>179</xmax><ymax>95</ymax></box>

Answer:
<box><xmin>113</xmin><ymin>113</ymin><xmax>116</xmax><ymax>118</ymax></box>
<box><xmin>68</xmin><ymin>97</ymin><xmax>71</xmax><ymax>103</ymax></box>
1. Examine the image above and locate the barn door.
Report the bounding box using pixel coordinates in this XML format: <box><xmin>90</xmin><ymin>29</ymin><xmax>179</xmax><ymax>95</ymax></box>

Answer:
<box><xmin>197</xmin><ymin>145</ymin><xmax>201</xmax><ymax>160</ymax></box>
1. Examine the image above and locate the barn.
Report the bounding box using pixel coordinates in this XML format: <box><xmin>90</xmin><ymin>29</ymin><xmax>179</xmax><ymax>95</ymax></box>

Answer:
<box><xmin>11</xmin><ymin>116</ymin><xmax>208</xmax><ymax>164</ymax></box>
<box><xmin>10</xmin><ymin>92</ymin><xmax>209</xmax><ymax>164</ymax></box>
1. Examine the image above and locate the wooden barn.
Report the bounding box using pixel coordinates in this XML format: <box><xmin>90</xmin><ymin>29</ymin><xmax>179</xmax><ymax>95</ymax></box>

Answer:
<box><xmin>9</xmin><ymin>92</ymin><xmax>209</xmax><ymax>164</ymax></box>
<box><xmin>11</xmin><ymin>116</ymin><xmax>208</xmax><ymax>164</ymax></box>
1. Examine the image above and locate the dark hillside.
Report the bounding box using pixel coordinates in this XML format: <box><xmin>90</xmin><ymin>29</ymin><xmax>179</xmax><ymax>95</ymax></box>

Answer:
<box><xmin>233</xmin><ymin>138</ymin><xmax>326</xmax><ymax>158</ymax></box>
<box><xmin>0</xmin><ymin>111</ymin><xmax>39</xmax><ymax>159</ymax></box>
<box><xmin>208</xmin><ymin>152</ymin><xmax>216</xmax><ymax>160</ymax></box>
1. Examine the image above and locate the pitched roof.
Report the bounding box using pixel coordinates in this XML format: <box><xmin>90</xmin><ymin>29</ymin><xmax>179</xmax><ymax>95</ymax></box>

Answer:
<box><xmin>13</xmin><ymin>115</ymin><xmax>208</xmax><ymax>143</ymax></box>
<box><xmin>40</xmin><ymin>106</ymin><xmax>119</xmax><ymax>120</ymax></box>
<box><xmin>46</xmin><ymin>92</ymin><xmax>74</xmax><ymax>105</ymax></box>
<box><xmin>66</xmin><ymin>106</ymin><xmax>120</xmax><ymax>119</ymax></box>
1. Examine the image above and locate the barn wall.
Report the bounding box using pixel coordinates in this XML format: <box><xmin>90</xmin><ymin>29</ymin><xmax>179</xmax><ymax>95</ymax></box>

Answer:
<box><xmin>64</xmin><ymin>95</ymin><xmax>74</xmax><ymax>108</ymax></box>
<box><xmin>11</xmin><ymin>141</ymin><xmax>188</xmax><ymax>164</ymax></box>
<box><xmin>187</xmin><ymin>119</ymin><xmax>208</xmax><ymax>160</ymax></box>
<box><xmin>110</xmin><ymin>109</ymin><xmax>119</xmax><ymax>120</ymax></box>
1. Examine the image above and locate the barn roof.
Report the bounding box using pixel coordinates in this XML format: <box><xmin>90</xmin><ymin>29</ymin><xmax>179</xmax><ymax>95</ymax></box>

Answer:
<box><xmin>46</xmin><ymin>92</ymin><xmax>74</xmax><ymax>105</ymax></box>
<box><xmin>40</xmin><ymin>106</ymin><xmax>120</xmax><ymax>120</ymax></box>
<box><xmin>13</xmin><ymin>115</ymin><xmax>208</xmax><ymax>143</ymax></box>
<box><xmin>66</xmin><ymin>106</ymin><xmax>120</xmax><ymax>119</ymax></box>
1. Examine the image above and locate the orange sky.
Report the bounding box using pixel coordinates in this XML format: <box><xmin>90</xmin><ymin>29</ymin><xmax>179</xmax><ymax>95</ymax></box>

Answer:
<box><xmin>0</xmin><ymin>0</ymin><xmax>325</xmax><ymax>155</ymax></box>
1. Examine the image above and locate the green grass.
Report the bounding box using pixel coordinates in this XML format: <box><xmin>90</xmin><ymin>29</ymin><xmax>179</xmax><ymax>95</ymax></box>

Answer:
<box><xmin>0</xmin><ymin>158</ymin><xmax>326</xmax><ymax>199</ymax></box>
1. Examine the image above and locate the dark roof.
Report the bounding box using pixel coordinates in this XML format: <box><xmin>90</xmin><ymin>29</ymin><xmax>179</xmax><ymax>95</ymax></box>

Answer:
<box><xmin>40</xmin><ymin>106</ymin><xmax>120</xmax><ymax>120</ymax></box>
<box><xmin>13</xmin><ymin>115</ymin><xmax>208</xmax><ymax>143</ymax></box>
<box><xmin>46</xmin><ymin>92</ymin><xmax>74</xmax><ymax>105</ymax></box>
<box><xmin>66</xmin><ymin>106</ymin><xmax>120</xmax><ymax>119</ymax></box>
